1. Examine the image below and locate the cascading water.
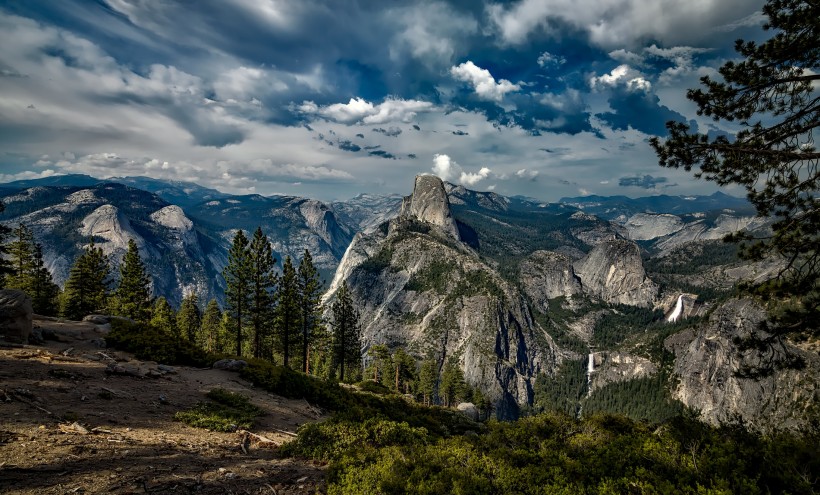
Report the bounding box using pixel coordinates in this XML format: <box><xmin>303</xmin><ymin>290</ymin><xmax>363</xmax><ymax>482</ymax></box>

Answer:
<box><xmin>667</xmin><ymin>294</ymin><xmax>684</xmax><ymax>323</ymax></box>
<box><xmin>586</xmin><ymin>352</ymin><xmax>594</xmax><ymax>396</ymax></box>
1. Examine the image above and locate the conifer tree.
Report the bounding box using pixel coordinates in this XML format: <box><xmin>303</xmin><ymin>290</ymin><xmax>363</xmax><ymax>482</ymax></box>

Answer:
<box><xmin>177</xmin><ymin>293</ymin><xmax>201</xmax><ymax>343</ymax></box>
<box><xmin>223</xmin><ymin>230</ymin><xmax>251</xmax><ymax>356</ymax></box>
<box><xmin>331</xmin><ymin>282</ymin><xmax>361</xmax><ymax>382</ymax></box>
<box><xmin>0</xmin><ymin>200</ymin><xmax>12</xmax><ymax>285</ymax></box>
<box><xmin>440</xmin><ymin>358</ymin><xmax>467</xmax><ymax>408</ymax></box>
<box><xmin>113</xmin><ymin>239</ymin><xmax>152</xmax><ymax>322</ymax></box>
<box><xmin>6</xmin><ymin>223</ymin><xmax>35</xmax><ymax>293</ymax></box>
<box><xmin>248</xmin><ymin>227</ymin><xmax>277</xmax><ymax>359</ymax></box>
<box><xmin>61</xmin><ymin>238</ymin><xmax>110</xmax><ymax>320</ymax></box>
<box><xmin>297</xmin><ymin>250</ymin><xmax>323</xmax><ymax>373</ymax></box>
<box><xmin>29</xmin><ymin>244</ymin><xmax>60</xmax><ymax>316</ymax></box>
<box><xmin>368</xmin><ymin>344</ymin><xmax>391</xmax><ymax>383</ymax></box>
<box><xmin>150</xmin><ymin>296</ymin><xmax>177</xmax><ymax>335</ymax></box>
<box><xmin>418</xmin><ymin>358</ymin><xmax>438</xmax><ymax>406</ymax></box>
<box><xmin>392</xmin><ymin>348</ymin><xmax>416</xmax><ymax>393</ymax></box>
<box><xmin>275</xmin><ymin>256</ymin><xmax>301</xmax><ymax>368</ymax></box>
<box><xmin>199</xmin><ymin>298</ymin><xmax>222</xmax><ymax>352</ymax></box>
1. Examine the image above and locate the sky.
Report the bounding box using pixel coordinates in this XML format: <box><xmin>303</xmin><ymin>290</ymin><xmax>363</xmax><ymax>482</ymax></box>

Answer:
<box><xmin>0</xmin><ymin>0</ymin><xmax>768</xmax><ymax>201</ymax></box>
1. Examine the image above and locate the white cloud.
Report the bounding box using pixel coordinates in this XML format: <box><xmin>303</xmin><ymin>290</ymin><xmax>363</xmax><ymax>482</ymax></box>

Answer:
<box><xmin>387</xmin><ymin>2</ymin><xmax>478</xmax><ymax>65</ymax></box>
<box><xmin>450</xmin><ymin>61</ymin><xmax>521</xmax><ymax>102</ymax></box>
<box><xmin>516</xmin><ymin>168</ymin><xmax>539</xmax><ymax>180</ymax></box>
<box><xmin>590</xmin><ymin>64</ymin><xmax>651</xmax><ymax>92</ymax></box>
<box><xmin>537</xmin><ymin>51</ymin><xmax>565</xmax><ymax>68</ymax></box>
<box><xmin>299</xmin><ymin>97</ymin><xmax>436</xmax><ymax>124</ymax></box>
<box><xmin>487</xmin><ymin>0</ymin><xmax>760</xmax><ymax>48</ymax></box>
<box><xmin>431</xmin><ymin>154</ymin><xmax>491</xmax><ymax>186</ymax></box>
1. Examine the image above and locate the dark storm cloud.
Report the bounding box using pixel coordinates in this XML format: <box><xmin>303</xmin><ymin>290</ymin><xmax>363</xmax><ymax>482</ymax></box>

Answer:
<box><xmin>597</xmin><ymin>87</ymin><xmax>691</xmax><ymax>136</ymax></box>
<box><xmin>619</xmin><ymin>175</ymin><xmax>673</xmax><ymax>189</ymax></box>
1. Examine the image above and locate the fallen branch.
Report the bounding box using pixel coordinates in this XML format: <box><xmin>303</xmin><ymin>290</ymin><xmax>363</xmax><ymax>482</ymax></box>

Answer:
<box><xmin>237</xmin><ymin>429</ymin><xmax>282</xmax><ymax>443</ymax></box>
<box><xmin>10</xmin><ymin>391</ymin><xmax>56</xmax><ymax>418</ymax></box>
<box><xmin>100</xmin><ymin>386</ymin><xmax>134</xmax><ymax>399</ymax></box>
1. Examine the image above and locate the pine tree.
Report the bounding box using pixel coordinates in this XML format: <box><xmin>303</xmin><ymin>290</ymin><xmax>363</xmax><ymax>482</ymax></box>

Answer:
<box><xmin>223</xmin><ymin>230</ymin><xmax>251</xmax><ymax>357</ymax></box>
<box><xmin>297</xmin><ymin>250</ymin><xmax>323</xmax><ymax>373</ymax></box>
<box><xmin>113</xmin><ymin>239</ymin><xmax>152</xmax><ymax>322</ymax></box>
<box><xmin>199</xmin><ymin>299</ymin><xmax>222</xmax><ymax>352</ymax></box>
<box><xmin>150</xmin><ymin>296</ymin><xmax>177</xmax><ymax>335</ymax></box>
<box><xmin>0</xmin><ymin>200</ymin><xmax>12</xmax><ymax>286</ymax></box>
<box><xmin>61</xmin><ymin>238</ymin><xmax>110</xmax><ymax>320</ymax></box>
<box><xmin>367</xmin><ymin>344</ymin><xmax>391</xmax><ymax>384</ymax></box>
<box><xmin>650</xmin><ymin>0</ymin><xmax>820</xmax><ymax>334</ymax></box>
<box><xmin>248</xmin><ymin>227</ymin><xmax>277</xmax><ymax>359</ymax></box>
<box><xmin>177</xmin><ymin>293</ymin><xmax>201</xmax><ymax>343</ymax></box>
<box><xmin>331</xmin><ymin>282</ymin><xmax>361</xmax><ymax>382</ymax></box>
<box><xmin>29</xmin><ymin>244</ymin><xmax>60</xmax><ymax>316</ymax></box>
<box><xmin>275</xmin><ymin>256</ymin><xmax>301</xmax><ymax>368</ymax></box>
<box><xmin>418</xmin><ymin>358</ymin><xmax>438</xmax><ymax>406</ymax></box>
<box><xmin>392</xmin><ymin>348</ymin><xmax>416</xmax><ymax>393</ymax></box>
<box><xmin>440</xmin><ymin>357</ymin><xmax>466</xmax><ymax>407</ymax></box>
<box><xmin>6</xmin><ymin>223</ymin><xmax>35</xmax><ymax>293</ymax></box>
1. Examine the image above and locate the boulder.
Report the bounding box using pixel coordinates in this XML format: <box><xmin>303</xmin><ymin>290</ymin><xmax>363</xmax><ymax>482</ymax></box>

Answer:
<box><xmin>456</xmin><ymin>402</ymin><xmax>479</xmax><ymax>421</ymax></box>
<box><xmin>0</xmin><ymin>289</ymin><xmax>33</xmax><ymax>344</ymax></box>
<box><xmin>213</xmin><ymin>359</ymin><xmax>248</xmax><ymax>371</ymax></box>
<box><xmin>83</xmin><ymin>314</ymin><xmax>110</xmax><ymax>325</ymax></box>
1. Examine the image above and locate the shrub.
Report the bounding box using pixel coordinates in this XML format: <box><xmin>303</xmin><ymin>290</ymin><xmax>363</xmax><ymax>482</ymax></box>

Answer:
<box><xmin>174</xmin><ymin>388</ymin><xmax>262</xmax><ymax>432</ymax></box>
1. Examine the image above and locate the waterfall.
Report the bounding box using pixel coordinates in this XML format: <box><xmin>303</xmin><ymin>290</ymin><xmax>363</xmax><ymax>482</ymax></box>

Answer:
<box><xmin>586</xmin><ymin>353</ymin><xmax>594</xmax><ymax>397</ymax></box>
<box><xmin>667</xmin><ymin>294</ymin><xmax>684</xmax><ymax>323</ymax></box>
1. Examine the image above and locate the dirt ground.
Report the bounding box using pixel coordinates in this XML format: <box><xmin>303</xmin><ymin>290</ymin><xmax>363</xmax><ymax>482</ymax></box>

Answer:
<box><xmin>0</xmin><ymin>317</ymin><xmax>327</xmax><ymax>494</ymax></box>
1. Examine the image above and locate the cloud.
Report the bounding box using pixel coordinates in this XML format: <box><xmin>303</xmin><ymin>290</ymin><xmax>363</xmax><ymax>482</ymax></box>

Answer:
<box><xmin>590</xmin><ymin>65</ymin><xmax>651</xmax><ymax>92</ymax></box>
<box><xmin>298</xmin><ymin>97</ymin><xmax>435</xmax><ymax>124</ymax></box>
<box><xmin>597</xmin><ymin>88</ymin><xmax>690</xmax><ymax>136</ymax></box>
<box><xmin>516</xmin><ymin>168</ymin><xmax>539</xmax><ymax>180</ymax></box>
<box><xmin>373</xmin><ymin>126</ymin><xmax>403</xmax><ymax>137</ymax></box>
<box><xmin>487</xmin><ymin>0</ymin><xmax>761</xmax><ymax>48</ymax></box>
<box><xmin>618</xmin><ymin>174</ymin><xmax>670</xmax><ymax>189</ymax></box>
<box><xmin>450</xmin><ymin>61</ymin><xmax>521</xmax><ymax>102</ymax></box>
<box><xmin>537</xmin><ymin>51</ymin><xmax>565</xmax><ymax>68</ymax></box>
<box><xmin>431</xmin><ymin>154</ymin><xmax>491</xmax><ymax>186</ymax></box>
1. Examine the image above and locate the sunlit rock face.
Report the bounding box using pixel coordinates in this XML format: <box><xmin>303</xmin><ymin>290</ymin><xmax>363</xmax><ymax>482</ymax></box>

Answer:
<box><xmin>573</xmin><ymin>239</ymin><xmax>658</xmax><ymax>307</ymax></box>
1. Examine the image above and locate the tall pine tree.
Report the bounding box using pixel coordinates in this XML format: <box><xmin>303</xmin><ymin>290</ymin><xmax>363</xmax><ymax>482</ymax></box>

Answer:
<box><xmin>6</xmin><ymin>223</ymin><xmax>35</xmax><ymax>293</ymax></box>
<box><xmin>113</xmin><ymin>239</ymin><xmax>152</xmax><ymax>322</ymax></box>
<box><xmin>275</xmin><ymin>256</ymin><xmax>300</xmax><ymax>368</ymax></box>
<box><xmin>297</xmin><ymin>249</ymin><xmax>323</xmax><ymax>373</ymax></box>
<box><xmin>248</xmin><ymin>227</ymin><xmax>277</xmax><ymax>359</ymax></box>
<box><xmin>177</xmin><ymin>293</ymin><xmax>201</xmax><ymax>343</ymax></box>
<box><xmin>223</xmin><ymin>230</ymin><xmax>251</xmax><ymax>356</ymax></box>
<box><xmin>61</xmin><ymin>238</ymin><xmax>110</xmax><ymax>320</ymax></box>
<box><xmin>331</xmin><ymin>282</ymin><xmax>361</xmax><ymax>382</ymax></box>
<box><xmin>150</xmin><ymin>296</ymin><xmax>177</xmax><ymax>335</ymax></box>
<box><xmin>29</xmin><ymin>244</ymin><xmax>60</xmax><ymax>316</ymax></box>
<box><xmin>0</xmin><ymin>200</ymin><xmax>12</xmax><ymax>285</ymax></box>
<box><xmin>199</xmin><ymin>299</ymin><xmax>222</xmax><ymax>352</ymax></box>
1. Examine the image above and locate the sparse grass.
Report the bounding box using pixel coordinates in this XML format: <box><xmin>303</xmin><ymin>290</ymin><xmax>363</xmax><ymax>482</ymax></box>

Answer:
<box><xmin>174</xmin><ymin>388</ymin><xmax>262</xmax><ymax>432</ymax></box>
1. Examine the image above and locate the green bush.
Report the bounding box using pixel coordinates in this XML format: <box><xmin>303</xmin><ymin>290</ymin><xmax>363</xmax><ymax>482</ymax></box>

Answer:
<box><xmin>106</xmin><ymin>318</ymin><xmax>219</xmax><ymax>367</ymax></box>
<box><xmin>174</xmin><ymin>388</ymin><xmax>262</xmax><ymax>432</ymax></box>
<box><xmin>355</xmin><ymin>380</ymin><xmax>394</xmax><ymax>395</ymax></box>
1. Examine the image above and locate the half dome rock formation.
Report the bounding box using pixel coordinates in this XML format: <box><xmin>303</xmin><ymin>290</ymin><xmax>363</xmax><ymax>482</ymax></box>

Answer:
<box><xmin>573</xmin><ymin>239</ymin><xmax>658</xmax><ymax>307</ymax></box>
<box><xmin>398</xmin><ymin>175</ymin><xmax>460</xmax><ymax>240</ymax></box>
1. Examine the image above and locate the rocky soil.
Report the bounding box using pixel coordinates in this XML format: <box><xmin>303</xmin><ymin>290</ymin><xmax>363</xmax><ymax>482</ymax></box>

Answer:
<box><xmin>0</xmin><ymin>317</ymin><xmax>326</xmax><ymax>494</ymax></box>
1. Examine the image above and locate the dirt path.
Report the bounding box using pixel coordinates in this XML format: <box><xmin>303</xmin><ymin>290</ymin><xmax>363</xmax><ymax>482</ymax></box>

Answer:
<box><xmin>0</xmin><ymin>317</ymin><xmax>326</xmax><ymax>494</ymax></box>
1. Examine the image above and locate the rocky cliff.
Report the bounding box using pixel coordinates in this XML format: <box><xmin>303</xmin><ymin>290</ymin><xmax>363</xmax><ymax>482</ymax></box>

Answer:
<box><xmin>665</xmin><ymin>298</ymin><xmax>819</xmax><ymax>431</ymax></box>
<box><xmin>573</xmin><ymin>239</ymin><xmax>658</xmax><ymax>307</ymax></box>
<box><xmin>326</xmin><ymin>175</ymin><xmax>559</xmax><ymax>418</ymax></box>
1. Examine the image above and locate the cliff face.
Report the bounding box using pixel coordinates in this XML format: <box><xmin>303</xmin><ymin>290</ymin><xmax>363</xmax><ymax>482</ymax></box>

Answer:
<box><xmin>399</xmin><ymin>175</ymin><xmax>461</xmax><ymax>241</ymax></box>
<box><xmin>326</xmin><ymin>175</ymin><xmax>559</xmax><ymax>418</ymax></box>
<box><xmin>665</xmin><ymin>298</ymin><xmax>819</xmax><ymax>431</ymax></box>
<box><xmin>519</xmin><ymin>251</ymin><xmax>582</xmax><ymax>312</ymax></box>
<box><xmin>573</xmin><ymin>239</ymin><xmax>658</xmax><ymax>307</ymax></box>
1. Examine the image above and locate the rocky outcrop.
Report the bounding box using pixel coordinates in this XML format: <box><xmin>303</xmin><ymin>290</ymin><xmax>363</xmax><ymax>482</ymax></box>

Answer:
<box><xmin>589</xmin><ymin>352</ymin><xmax>658</xmax><ymax>393</ymax></box>
<box><xmin>0</xmin><ymin>290</ymin><xmax>33</xmax><ymax>344</ymax></box>
<box><xmin>299</xmin><ymin>199</ymin><xmax>353</xmax><ymax>258</ymax></box>
<box><xmin>519</xmin><ymin>251</ymin><xmax>582</xmax><ymax>312</ymax></box>
<box><xmin>80</xmin><ymin>204</ymin><xmax>145</xmax><ymax>256</ymax></box>
<box><xmin>399</xmin><ymin>175</ymin><xmax>460</xmax><ymax>240</ymax></box>
<box><xmin>574</xmin><ymin>239</ymin><xmax>658</xmax><ymax>307</ymax></box>
<box><xmin>665</xmin><ymin>298</ymin><xmax>819</xmax><ymax>431</ymax></box>
<box><xmin>623</xmin><ymin>213</ymin><xmax>685</xmax><ymax>241</ymax></box>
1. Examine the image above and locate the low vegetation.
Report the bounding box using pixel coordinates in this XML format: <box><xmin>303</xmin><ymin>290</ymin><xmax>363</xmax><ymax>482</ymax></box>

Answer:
<box><xmin>174</xmin><ymin>389</ymin><xmax>263</xmax><ymax>432</ymax></box>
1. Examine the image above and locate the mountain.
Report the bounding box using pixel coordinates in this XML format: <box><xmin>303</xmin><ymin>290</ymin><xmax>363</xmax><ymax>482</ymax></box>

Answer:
<box><xmin>559</xmin><ymin>191</ymin><xmax>756</xmax><ymax>220</ymax></box>
<box><xmin>330</xmin><ymin>193</ymin><xmax>403</xmax><ymax>233</ymax></box>
<box><xmin>0</xmin><ymin>183</ymin><xmax>222</xmax><ymax>306</ymax></box>
<box><xmin>0</xmin><ymin>174</ymin><xmax>228</xmax><ymax>208</ymax></box>
<box><xmin>188</xmin><ymin>194</ymin><xmax>353</xmax><ymax>281</ymax></box>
